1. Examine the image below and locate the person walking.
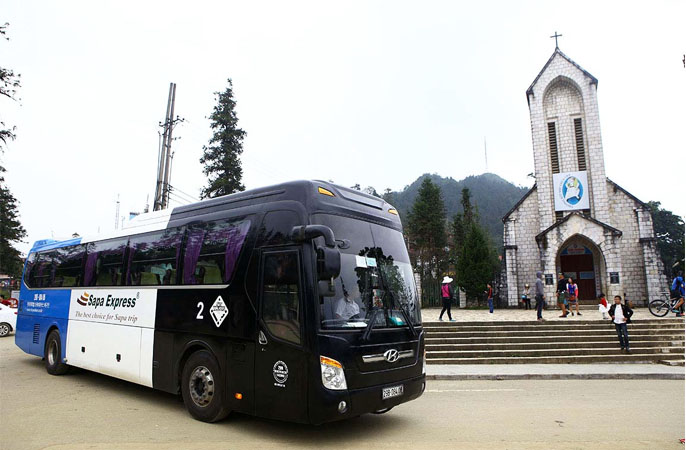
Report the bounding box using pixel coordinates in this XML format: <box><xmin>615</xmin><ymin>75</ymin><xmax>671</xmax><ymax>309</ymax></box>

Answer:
<box><xmin>521</xmin><ymin>284</ymin><xmax>532</xmax><ymax>310</ymax></box>
<box><xmin>671</xmin><ymin>272</ymin><xmax>684</xmax><ymax>317</ymax></box>
<box><xmin>535</xmin><ymin>271</ymin><xmax>545</xmax><ymax>321</ymax></box>
<box><xmin>439</xmin><ymin>276</ymin><xmax>456</xmax><ymax>322</ymax></box>
<box><xmin>485</xmin><ymin>283</ymin><xmax>494</xmax><ymax>314</ymax></box>
<box><xmin>566</xmin><ymin>277</ymin><xmax>581</xmax><ymax>316</ymax></box>
<box><xmin>556</xmin><ymin>273</ymin><xmax>569</xmax><ymax>318</ymax></box>
<box><xmin>609</xmin><ymin>295</ymin><xmax>633</xmax><ymax>353</ymax></box>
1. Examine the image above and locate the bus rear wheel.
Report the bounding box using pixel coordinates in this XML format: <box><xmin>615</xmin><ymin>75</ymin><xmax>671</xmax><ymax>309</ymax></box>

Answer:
<box><xmin>44</xmin><ymin>330</ymin><xmax>70</xmax><ymax>375</ymax></box>
<box><xmin>181</xmin><ymin>350</ymin><xmax>230</xmax><ymax>423</ymax></box>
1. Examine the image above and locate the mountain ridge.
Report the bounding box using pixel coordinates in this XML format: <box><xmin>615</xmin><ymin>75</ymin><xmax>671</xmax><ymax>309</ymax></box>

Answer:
<box><xmin>382</xmin><ymin>173</ymin><xmax>531</xmax><ymax>249</ymax></box>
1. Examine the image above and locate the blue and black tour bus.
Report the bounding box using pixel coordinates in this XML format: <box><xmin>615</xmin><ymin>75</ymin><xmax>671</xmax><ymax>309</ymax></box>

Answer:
<box><xmin>15</xmin><ymin>180</ymin><xmax>425</xmax><ymax>424</ymax></box>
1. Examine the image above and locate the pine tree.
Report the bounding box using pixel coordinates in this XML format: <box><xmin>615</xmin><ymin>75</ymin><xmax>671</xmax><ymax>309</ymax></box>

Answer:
<box><xmin>407</xmin><ymin>178</ymin><xmax>447</xmax><ymax>286</ymax></box>
<box><xmin>200</xmin><ymin>79</ymin><xmax>246</xmax><ymax>199</ymax></box>
<box><xmin>0</xmin><ymin>184</ymin><xmax>26</xmax><ymax>277</ymax></box>
<box><xmin>454</xmin><ymin>188</ymin><xmax>499</xmax><ymax>303</ymax></box>
<box><xmin>457</xmin><ymin>223</ymin><xmax>493</xmax><ymax>303</ymax></box>
<box><xmin>0</xmin><ymin>23</ymin><xmax>26</xmax><ymax>278</ymax></box>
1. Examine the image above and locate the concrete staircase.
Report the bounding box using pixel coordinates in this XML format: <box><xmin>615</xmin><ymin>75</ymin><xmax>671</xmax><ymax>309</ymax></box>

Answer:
<box><xmin>425</xmin><ymin>319</ymin><xmax>685</xmax><ymax>364</ymax></box>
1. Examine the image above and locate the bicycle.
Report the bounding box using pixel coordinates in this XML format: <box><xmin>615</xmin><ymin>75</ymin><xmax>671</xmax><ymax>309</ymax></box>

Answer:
<box><xmin>648</xmin><ymin>295</ymin><xmax>684</xmax><ymax>317</ymax></box>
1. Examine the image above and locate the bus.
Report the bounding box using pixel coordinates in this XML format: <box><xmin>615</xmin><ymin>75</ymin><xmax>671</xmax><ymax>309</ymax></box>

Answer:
<box><xmin>15</xmin><ymin>180</ymin><xmax>425</xmax><ymax>424</ymax></box>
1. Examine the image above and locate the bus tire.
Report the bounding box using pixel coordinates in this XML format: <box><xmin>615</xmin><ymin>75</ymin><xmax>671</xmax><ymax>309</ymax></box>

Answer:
<box><xmin>181</xmin><ymin>350</ymin><xmax>230</xmax><ymax>423</ymax></box>
<box><xmin>44</xmin><ymin>330</ymin><xmax>69</xmax><ymax>375</ymax></box>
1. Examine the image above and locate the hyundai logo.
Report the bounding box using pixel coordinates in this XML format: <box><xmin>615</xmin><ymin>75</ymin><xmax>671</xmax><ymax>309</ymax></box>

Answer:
<box><xmin>383</xmin><ymin>349</ymin><xmax>400</xmax><ymax>363</ymax></box>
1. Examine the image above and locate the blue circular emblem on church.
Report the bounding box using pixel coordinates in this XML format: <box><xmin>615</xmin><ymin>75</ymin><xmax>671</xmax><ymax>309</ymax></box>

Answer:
<box><xmin>561</xmin><ymin>176</ymin><xmax>583</xmax><ymax>206</ymax></box>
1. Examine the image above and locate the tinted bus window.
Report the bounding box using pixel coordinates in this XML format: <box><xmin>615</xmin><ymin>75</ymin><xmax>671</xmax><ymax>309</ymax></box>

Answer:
<box><xmin>261</xmin><ymin>252</ymin><xmax>301</xmax><ymax>344</ymax></box>
<box><xmin>128</xmin><ymin>228</ymin><xmax>183</xmax><ymax>286</ymax></box>
<box><xmin>28</xmin><ymin>252</ymin><xmax>54</xmax><ymax>288</ymax></box>
<box><xmin>53</xmin><ymin>245</ymin><xmax>86</xmax><ymax>287</ymax></box>
<box><xmin>84</xmin><ymin>238</ymin><xmax>128</xmax><ymax>287</ymax></box>
<box><xmin>183</xmin><ymin>219</ymin><xmax>251</xmax><ymax>285</ymax></box>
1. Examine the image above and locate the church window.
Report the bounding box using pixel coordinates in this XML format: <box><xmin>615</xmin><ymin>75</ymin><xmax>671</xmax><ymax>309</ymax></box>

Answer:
<box><xmin>574</xmin><ymin>118</ymin><xmax>586</xmax><ymax>171</ymax></box>
<box><xmin>547</xmin><ymin>122</ymin><xmax>559</xmax><ymax>174</ymax></box>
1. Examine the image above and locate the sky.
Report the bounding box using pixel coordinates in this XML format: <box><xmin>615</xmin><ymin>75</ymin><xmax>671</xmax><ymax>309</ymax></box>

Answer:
<box><xmin>2</xmin><ymin>0</ymin><xmax>685</xmax><ymax>256</ymax></box>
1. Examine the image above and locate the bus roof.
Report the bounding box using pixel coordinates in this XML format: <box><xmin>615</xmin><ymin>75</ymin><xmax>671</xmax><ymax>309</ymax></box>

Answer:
<box><xmin>28</xmin><ymin>180</ymin><xmax>401</xmax><ymax>253</ymax></box>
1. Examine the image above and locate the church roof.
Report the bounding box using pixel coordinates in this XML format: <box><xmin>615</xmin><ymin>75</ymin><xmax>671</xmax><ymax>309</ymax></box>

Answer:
<box><xmin>526</xmin><ymin>48</ymin><xmax>599</xmax><ymax>99</ymax></box>
<box><xmin>535</xmin><ymin>211</ymin><xmax>622</xmax><ymax>243</ymax></box>
<box><xmin>607</xmin><ymin>178</ymin><xmax>647</xmax><ymax>208</ymax></box>
<box><xmin>502</xmin><ymin>183</ymin><xmax>537</xmax><ymax>222</ymax></box>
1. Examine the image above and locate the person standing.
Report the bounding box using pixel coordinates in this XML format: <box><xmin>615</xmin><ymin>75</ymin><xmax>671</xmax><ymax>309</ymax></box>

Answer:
<box><xmin>485</xmin><ymin>283</ymin><xmax>494</xmax><ymax>314</ymax></box>
<box><xmin>598</xmin><ymin>293</ymin><xmax>609</xmax><ymax>320</ymax></box>
<box><xmin>535</xmin><ymin>271</ymin><xmax>545</xmax><ymax>321</ymax></box>
<box><xmin>566</xmin><ymin>277</ymin><xmax>581</xmax><ymax>316</ymax></box>
<box><xmin>556</xmin><ymin>273</ymin><xmax>568</xmax><ymax>318</ymax></box>
<box><xmin>671</xmin><ymin>272</ymin><xmax>684</xmax><ymax>318</ymax></box>
<box><xmin>439</xmin><ymin>276</ymin><xmax>456</xmax><ymax>322</ymax></box>
<box><xmin>609</xmin><ymin>295</ymin><xmax>633</xmax><ymax>353</ymax></box>
<box><xmin>521</xmin><ymin>284</ymin><xmax>532</xmax><ymax>310</ymax></box>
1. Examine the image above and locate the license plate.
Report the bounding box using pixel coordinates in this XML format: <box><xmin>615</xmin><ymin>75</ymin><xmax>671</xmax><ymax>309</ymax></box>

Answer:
<box><xmin>382</xmin><ymin>385</ymin><xmax>404</xmax><ymax>400</ymax></box>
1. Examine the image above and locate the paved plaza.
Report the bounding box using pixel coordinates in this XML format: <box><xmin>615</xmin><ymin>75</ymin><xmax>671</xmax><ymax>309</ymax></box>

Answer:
<box><xmin>420</xmin><ymin>306</ymin><xmax>678</xmax><ymax>322</ymax></box>
<box><xmin>1</xmin><ymin>335</ymin><xmax>683</xmax><ymax>450</ymax></box>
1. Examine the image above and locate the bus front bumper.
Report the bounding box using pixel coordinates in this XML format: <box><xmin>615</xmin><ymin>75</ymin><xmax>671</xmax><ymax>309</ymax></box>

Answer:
<box><xmin>311</xmin><ymin>374</ymin><xmax>426</xmax><ymax>424</ymax></box>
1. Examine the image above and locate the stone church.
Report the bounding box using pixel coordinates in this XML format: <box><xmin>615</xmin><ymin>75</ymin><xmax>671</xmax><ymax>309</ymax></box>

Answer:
<box><xmin>502</xmin><ymin>47</ymin><xmax>666</xmax><ymax>306</ymax></box>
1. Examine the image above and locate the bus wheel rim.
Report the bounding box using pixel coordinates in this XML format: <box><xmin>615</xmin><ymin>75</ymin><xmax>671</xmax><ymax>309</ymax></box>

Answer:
<box><xmin>189</xmin><ymin>366</ymin><xmax>214</xmax><ymax>408</ymax></box>
<box><xmin>48</xmin><ymin>340</ymin><xmax>58</xmax><ymax>366</ymax></box>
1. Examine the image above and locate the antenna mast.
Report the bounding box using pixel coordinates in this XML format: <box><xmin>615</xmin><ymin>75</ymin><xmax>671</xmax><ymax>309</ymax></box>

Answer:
<box><xmin>484</xmin><ymin>137</ymin><xmax>488</xmax><ymax>173</ymax></box>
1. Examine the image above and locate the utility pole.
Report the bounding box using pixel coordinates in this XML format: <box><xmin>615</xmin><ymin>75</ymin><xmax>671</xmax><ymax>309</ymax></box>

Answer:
<box><xmin>114</xmin><ymin>194</ymin><xmax>120</xmax><ymax>230</ymax></box>
<box><xmin>153</xmin><ymin>83</ymin><xmax>184</xmax><ymax>211</ymax></box>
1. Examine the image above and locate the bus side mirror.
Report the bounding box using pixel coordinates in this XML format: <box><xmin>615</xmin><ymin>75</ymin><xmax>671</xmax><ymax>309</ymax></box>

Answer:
<box><xmin>317</xmin><ymin>246</ymin><xmax>341</xmax><ymax>280</ymax></box>
<box><xmin>291</xmin><ymin>225</ymin><xmax>336</xmax><ymax>248</ymax></box>
<box><xmin>318</xmin><ymin>280</ymin><xmax>336</xmax><ymax>297</ymax></box>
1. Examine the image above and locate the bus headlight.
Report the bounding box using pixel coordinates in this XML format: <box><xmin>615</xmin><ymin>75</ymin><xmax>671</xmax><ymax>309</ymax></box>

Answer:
<box><xmin>320</xmin><ymin>356</ymin><xmax>347</xmax><ymax>390</ymax></box>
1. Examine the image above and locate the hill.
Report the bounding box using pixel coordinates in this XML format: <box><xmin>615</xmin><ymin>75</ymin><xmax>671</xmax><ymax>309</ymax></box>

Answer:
<box><xmin>382</xmin><ymin>173</ymin><xmax>530</xmax><ymax>249</ymax></box>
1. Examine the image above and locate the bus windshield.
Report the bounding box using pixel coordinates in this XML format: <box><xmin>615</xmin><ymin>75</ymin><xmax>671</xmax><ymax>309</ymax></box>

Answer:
<box><xmin>311</xmin><ymin>213</ymin><xmax>421</xmax><ymax>330</ymax></box>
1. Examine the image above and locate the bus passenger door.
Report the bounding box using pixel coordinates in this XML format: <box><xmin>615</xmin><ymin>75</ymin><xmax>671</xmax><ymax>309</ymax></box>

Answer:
<box><xmin>254</xmin><ymin>249</ymin><xmax>309</xmax><ymax>422</ymax></box>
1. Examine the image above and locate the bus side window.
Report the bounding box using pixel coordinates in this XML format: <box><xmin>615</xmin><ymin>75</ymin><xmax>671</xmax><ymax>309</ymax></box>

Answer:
<box><xmin>84</xmin><ymin>239</ymin><xmax>128</xmax><ymax>287</ymax></box>
<box><xmin>183</xmin><ymin>219</ymin><xmax>250</xmax><ymax>285</ymax></box>
<box><xmin>28</xmin><ymin>252</ymin><xmax>54</xmax><ymax>288</ymax></box>
<box><xmin>128</xmin><ymin>228</ymin><xmax>183</xmax><ymax>286</ymax></box>
<box><xmin>261</xmin><ymin>252</ymin><xmax>301</xmax><ymax>345</ymax></box>
<box><xmin>54</xmin><ymin>245</ymin><xmax>86</xmax><ymax>287</ymax></box>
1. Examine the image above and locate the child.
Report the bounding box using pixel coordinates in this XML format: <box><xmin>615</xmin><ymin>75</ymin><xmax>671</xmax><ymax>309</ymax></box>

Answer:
<box><xmin>608</xmin><ymin>295</ymin><xmax>633</xmax><ymax>353</ymax></box>
<box><xmin>598</xmin><ymin>293</ymin><xmax>609</xmax><ymax>319</ymax></box>
<box><xmin>521</xmin><ymin>284</ymin><xmax>531</xmax><ymax>310</ymax></box>
<box><xmin>566</xmin><ymin>277</ymin><xmax>581</xmax><ymax>316</ymax></box>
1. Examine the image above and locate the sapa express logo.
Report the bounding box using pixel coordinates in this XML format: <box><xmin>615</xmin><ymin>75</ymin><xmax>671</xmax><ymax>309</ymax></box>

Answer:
<box><xmin>75</xmin><ymin>292</ymin><xmax>138</xmax><ymax>310</ymax></box>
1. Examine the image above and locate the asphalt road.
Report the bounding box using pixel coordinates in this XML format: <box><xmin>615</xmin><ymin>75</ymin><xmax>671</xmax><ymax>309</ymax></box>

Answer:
<box><xmin>1</xmin><ymin>335</ymin><xmax>683</xmax><ymax>450</ymax></box>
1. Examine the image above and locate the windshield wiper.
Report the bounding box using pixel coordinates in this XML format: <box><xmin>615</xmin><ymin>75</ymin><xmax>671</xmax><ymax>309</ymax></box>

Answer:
<box><xmin>361</xmin><ymin>309</ymin><xmax>380</xmax><ymax>342</ymax></box>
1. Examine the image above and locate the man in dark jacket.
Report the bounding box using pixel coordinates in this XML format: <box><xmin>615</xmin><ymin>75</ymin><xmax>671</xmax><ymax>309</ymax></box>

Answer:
<box><xmin>609</xmin><ymin>295</ymin><xmax>633</xmax><ymax>353</ymax></box>
<box><xmin>535</xmin><ymin>271</ymin><xmax>545</xmax><ymax>321</ymax></box>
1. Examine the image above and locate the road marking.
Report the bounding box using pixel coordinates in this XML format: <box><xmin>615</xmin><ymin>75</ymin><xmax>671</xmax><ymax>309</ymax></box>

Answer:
<box><xmin>426</xmin><ymin>388</ymin><xmax>524</xmax><ymax>393</ymax></box>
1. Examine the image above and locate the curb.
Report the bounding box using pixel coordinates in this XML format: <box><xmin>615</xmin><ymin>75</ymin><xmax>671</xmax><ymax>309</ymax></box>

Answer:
<box><xmin>426</xmin><ymin>373</ymin><xmax>685</xmax><ymax>381</ymax></box>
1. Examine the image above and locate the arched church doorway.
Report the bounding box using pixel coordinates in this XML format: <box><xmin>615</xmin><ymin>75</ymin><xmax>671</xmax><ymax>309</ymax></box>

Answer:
<box><xmin>558</xmin><ymin>237</ymin><xmax>605</xmax><ymax>302</ymax></box>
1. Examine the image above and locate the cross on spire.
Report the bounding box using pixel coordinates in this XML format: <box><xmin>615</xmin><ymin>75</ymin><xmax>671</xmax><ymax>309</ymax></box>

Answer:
<box><xmin>550</xmin><ymin>31</ymin><xmax>562</xmax><ymax>49</ymax></box>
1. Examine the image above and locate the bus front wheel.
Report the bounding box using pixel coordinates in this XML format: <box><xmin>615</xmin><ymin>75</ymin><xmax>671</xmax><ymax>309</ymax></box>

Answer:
<box><xmin>181</xmin><ymin>350</ymin><xmax>230</xmax><ymax>423</ymax></box>
<box><xmin>44</xmin><ymin>330</ymin><xmax>69</xmax><ymax>375</ymax></box>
